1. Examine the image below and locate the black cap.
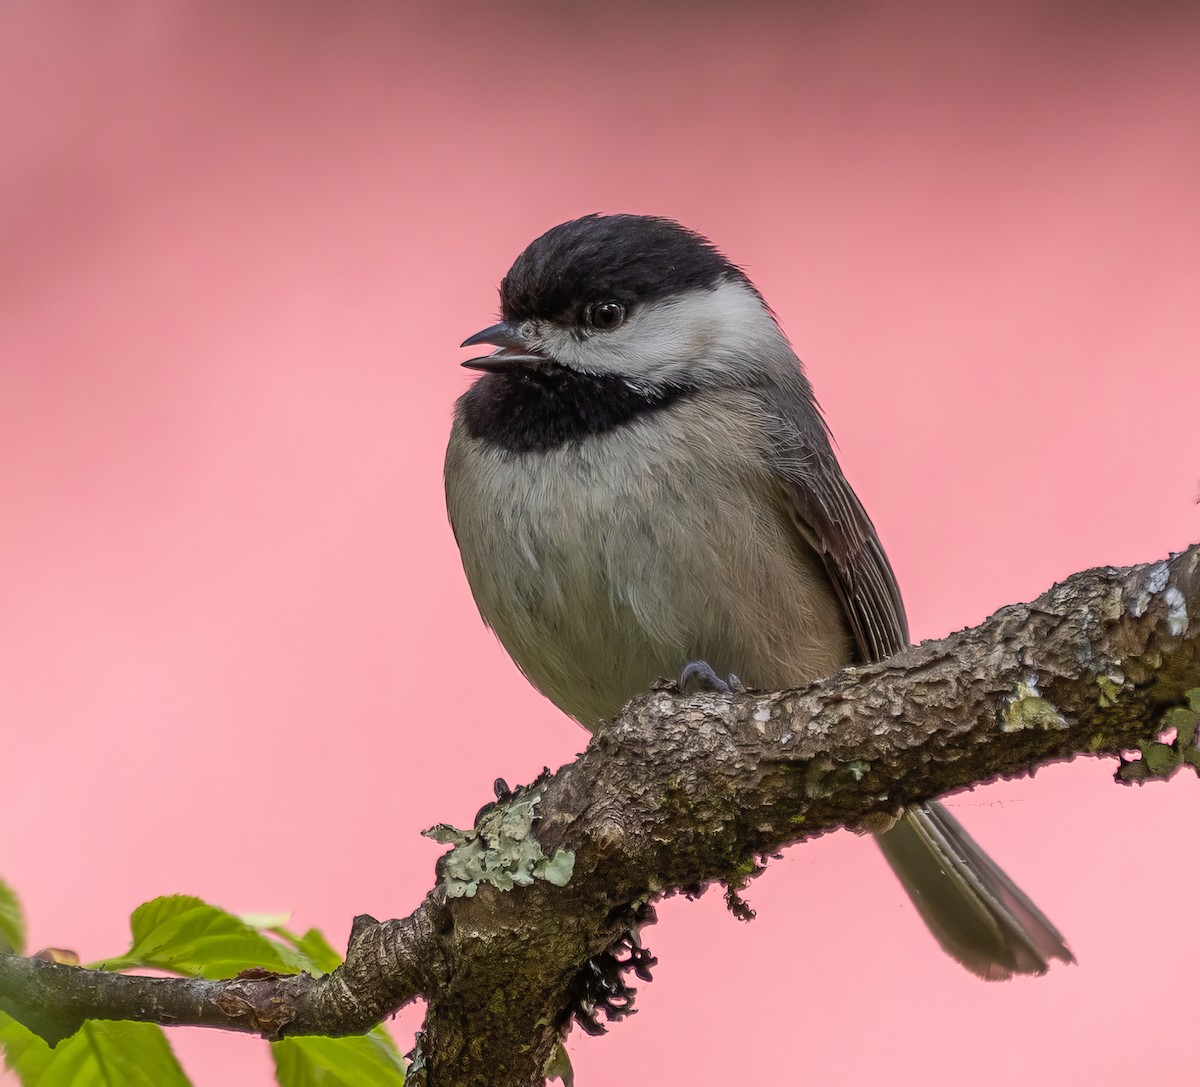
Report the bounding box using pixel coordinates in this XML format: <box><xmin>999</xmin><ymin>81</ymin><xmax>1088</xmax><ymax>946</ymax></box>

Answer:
<box><xmin>499</xmin><ymin>214</ymin><xmax>749</xmax><ymax>325</ymax></box>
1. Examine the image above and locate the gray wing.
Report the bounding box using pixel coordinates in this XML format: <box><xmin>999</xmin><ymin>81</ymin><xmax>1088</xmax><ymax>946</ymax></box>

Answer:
<box><xmin>764</xmin><ymin>395</ymin><xmax>908</xmax><ymax>665</ymax></box>
<box><xmin>764</xmin><ymin>383</ymin><xmax>1073</xmax><ymax>979</ymax></box>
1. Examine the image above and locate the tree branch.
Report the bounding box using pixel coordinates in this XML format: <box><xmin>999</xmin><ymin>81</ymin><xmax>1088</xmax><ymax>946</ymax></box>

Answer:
<box><xmin>3</xmin><ymin>545</ymin><xmax>1198</xmax><ymax>1085</ymax></box>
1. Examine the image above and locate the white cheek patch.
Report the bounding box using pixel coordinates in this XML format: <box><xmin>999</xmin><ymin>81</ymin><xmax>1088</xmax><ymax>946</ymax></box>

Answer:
<box><xmin>542</xmin><ymin>280</ymin><xmax>796</xmax><ymax>386</ymax></box>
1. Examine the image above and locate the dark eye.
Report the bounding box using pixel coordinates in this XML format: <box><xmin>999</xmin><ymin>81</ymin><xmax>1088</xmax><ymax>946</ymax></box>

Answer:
<box><xmin>584</xmin><ymin>300</ymin><xmax>626</xmax><ymax>331</ymax></box>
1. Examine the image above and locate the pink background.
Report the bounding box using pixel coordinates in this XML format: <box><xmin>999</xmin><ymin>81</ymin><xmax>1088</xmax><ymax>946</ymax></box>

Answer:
<box><xmin>3</xmin><ymin>2</ymin><xmax>1199</xmax><ymax>1084</ymax></box>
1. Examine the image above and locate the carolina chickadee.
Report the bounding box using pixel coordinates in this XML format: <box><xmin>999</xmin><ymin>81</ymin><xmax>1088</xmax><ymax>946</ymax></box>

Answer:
<box><xmin>445</xmin><ymin>213</ymin><xmax>1072</xmax><ymax>979</ymax></box>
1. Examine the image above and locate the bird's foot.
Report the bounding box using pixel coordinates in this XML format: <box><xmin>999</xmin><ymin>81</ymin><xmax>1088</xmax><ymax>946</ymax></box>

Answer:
<box><xmin>678</xmin><ymin>660</ymin><xmax>745</xmax><ymax>696</ymax></box>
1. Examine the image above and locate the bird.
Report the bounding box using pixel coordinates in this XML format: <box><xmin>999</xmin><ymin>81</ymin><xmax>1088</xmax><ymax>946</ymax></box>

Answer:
<box><xmin>444</xmin><ymin>212</ymin><xmax>1073</xmax><ymax>979</ymax></box>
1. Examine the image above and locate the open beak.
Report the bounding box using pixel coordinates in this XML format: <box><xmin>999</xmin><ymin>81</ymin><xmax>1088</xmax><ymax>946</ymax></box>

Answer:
<box><xmin>460</xmin><ymin>322</ymin><xmax>548</xmax><ymax>372</ymax></box>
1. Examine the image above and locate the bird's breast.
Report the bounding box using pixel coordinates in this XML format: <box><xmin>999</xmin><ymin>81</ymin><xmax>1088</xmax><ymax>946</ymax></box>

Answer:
<box><xmin>445</xmin><ymin>391</ymin><xmax>853</xmax><ymax>727</ymax></box>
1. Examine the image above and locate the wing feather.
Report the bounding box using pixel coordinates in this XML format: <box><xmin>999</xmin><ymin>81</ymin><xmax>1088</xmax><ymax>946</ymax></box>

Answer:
<box><xmin>767</xmin><ymin>402</ymin><xmax>908</xmax><ymax>664</ymax></box>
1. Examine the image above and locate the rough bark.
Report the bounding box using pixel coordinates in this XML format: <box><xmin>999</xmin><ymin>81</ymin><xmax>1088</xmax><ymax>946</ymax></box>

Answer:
<box><xmin>2</xmin><ymin>545</ymin><xmax>1198</xmax><ymax>1086</ymax></box>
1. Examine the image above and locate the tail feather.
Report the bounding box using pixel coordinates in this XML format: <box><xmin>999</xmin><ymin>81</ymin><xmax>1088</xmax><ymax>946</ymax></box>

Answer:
<box><xmin>876</xmin><ymin>801</ymin><xmax>1074</xmax><ymax>980</ymax></box>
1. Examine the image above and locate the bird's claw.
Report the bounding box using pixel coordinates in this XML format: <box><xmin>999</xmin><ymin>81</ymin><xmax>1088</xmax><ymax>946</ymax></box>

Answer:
<box><xmin>679</xmin><ymin>660</ymin><xmax>744</xmax><ymax>695</ymax></box>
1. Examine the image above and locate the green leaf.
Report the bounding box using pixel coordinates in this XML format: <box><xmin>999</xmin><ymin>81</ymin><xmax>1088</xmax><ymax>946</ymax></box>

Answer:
<box><xmin>1</xmin><ymin>1011</ymin><xmax>54</xmax><ymax>1085</ymax></box>
<box><xmin>270</xmin><ymin>927</ymin><xmax>344</xmax><ymax>976</ymax></box>
<box><xmin>1</xmin><ymin>1018</ymin><xmax>190</xmax><ymax>1087</ymax></box>
<box><xmin>272</xmin><ymin>1029</ymin><xmax>405</xmax><ymax>1086</ymax></box>
<box><xmin>239</xmin><ymin>911</ymin><xmax>294</xmax><ymax>931</ymax></box>
<box><xmin>0</xmin><ymin>876</ymin><xmax>24</xmax><ymax>955</ymax></box>
<box><xmin>0</xmin><ymin>894</ymin><xmax>397</xmax><ymax>1087</ymax></box>
<box><xmin>96</xmin><ymin>895</ymin><xmax>306</xmax><ymax>978</ymax></box>
<box><xmin>544</xmin><ymin>1040</ymin><xmax>574</xmax><ymax>1086</ymax></box>
<box><xmin>41</xmin><ymin>1022</ymin><xmax>190</xmax><ymax>1087</ymax></box>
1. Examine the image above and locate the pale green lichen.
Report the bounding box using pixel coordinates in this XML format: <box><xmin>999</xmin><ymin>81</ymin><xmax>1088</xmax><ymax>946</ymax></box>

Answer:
<box><xmin>1164</xmin><ymin>688</ymin><xmax>1200</xmax><ymax>769</ymax></box>
<box><xmin>1163</xmin><ymin>586</ymin><xmax>1189</xmax><ymax>636</ymax></box>
<box><xmin>1115</xmin><ymin>692</ymin><xmax>1200</xmax><ymax>784</ymax></box>
<box><xmin>1160</xmin><ymin>704</ymin><xmax>1200</xmax><ymax>738</ymax></box>
<box><xmin>1096</xmin><ymin>672</ymin><xmax>1125</xmax><ymax>708</ymax></box>
<box><xmin>1002</xmin><ymin>679</ymin><xmax>1068</xmax><ymax>732</ymax></box>
<box><xmin>1129</xmin><ymin>562</ymin><xmax>1170</xmax><ymax>617</ymax></box>
<box><xmin>801</xmin><ymin>757</ymin><xmax>873</xmax><ymax>799</ymax></box>
<box><xmin>802</xmin><ymin>757</ymin><xmax>838</xmax><ymax>799</ymax></box>
<box><xmin>424</xmin><ymin>793</ymin><xmax>576</xmax><ymax>899</ymax></box>
<box><xmin>1127</xmin><ymin>562</ymin><xmax>1188</xmax><ymax>635</ymax></box>
<box><xmin>1117</xmin><ymin>740</ymin><xmax>1183</xmax><ymax>783</ymax></box>
<box><xmin>1123</xmin><ymin>651</ymin><xmax>1163</xmax><ymax>685</ymax></box>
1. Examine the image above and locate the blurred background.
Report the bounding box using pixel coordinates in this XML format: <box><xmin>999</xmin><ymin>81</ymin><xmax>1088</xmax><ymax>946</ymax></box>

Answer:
<box><xmin>2</xmin><ymin>1</ymin><xmax>1198</xmax><ymax>1083</ymax></box>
